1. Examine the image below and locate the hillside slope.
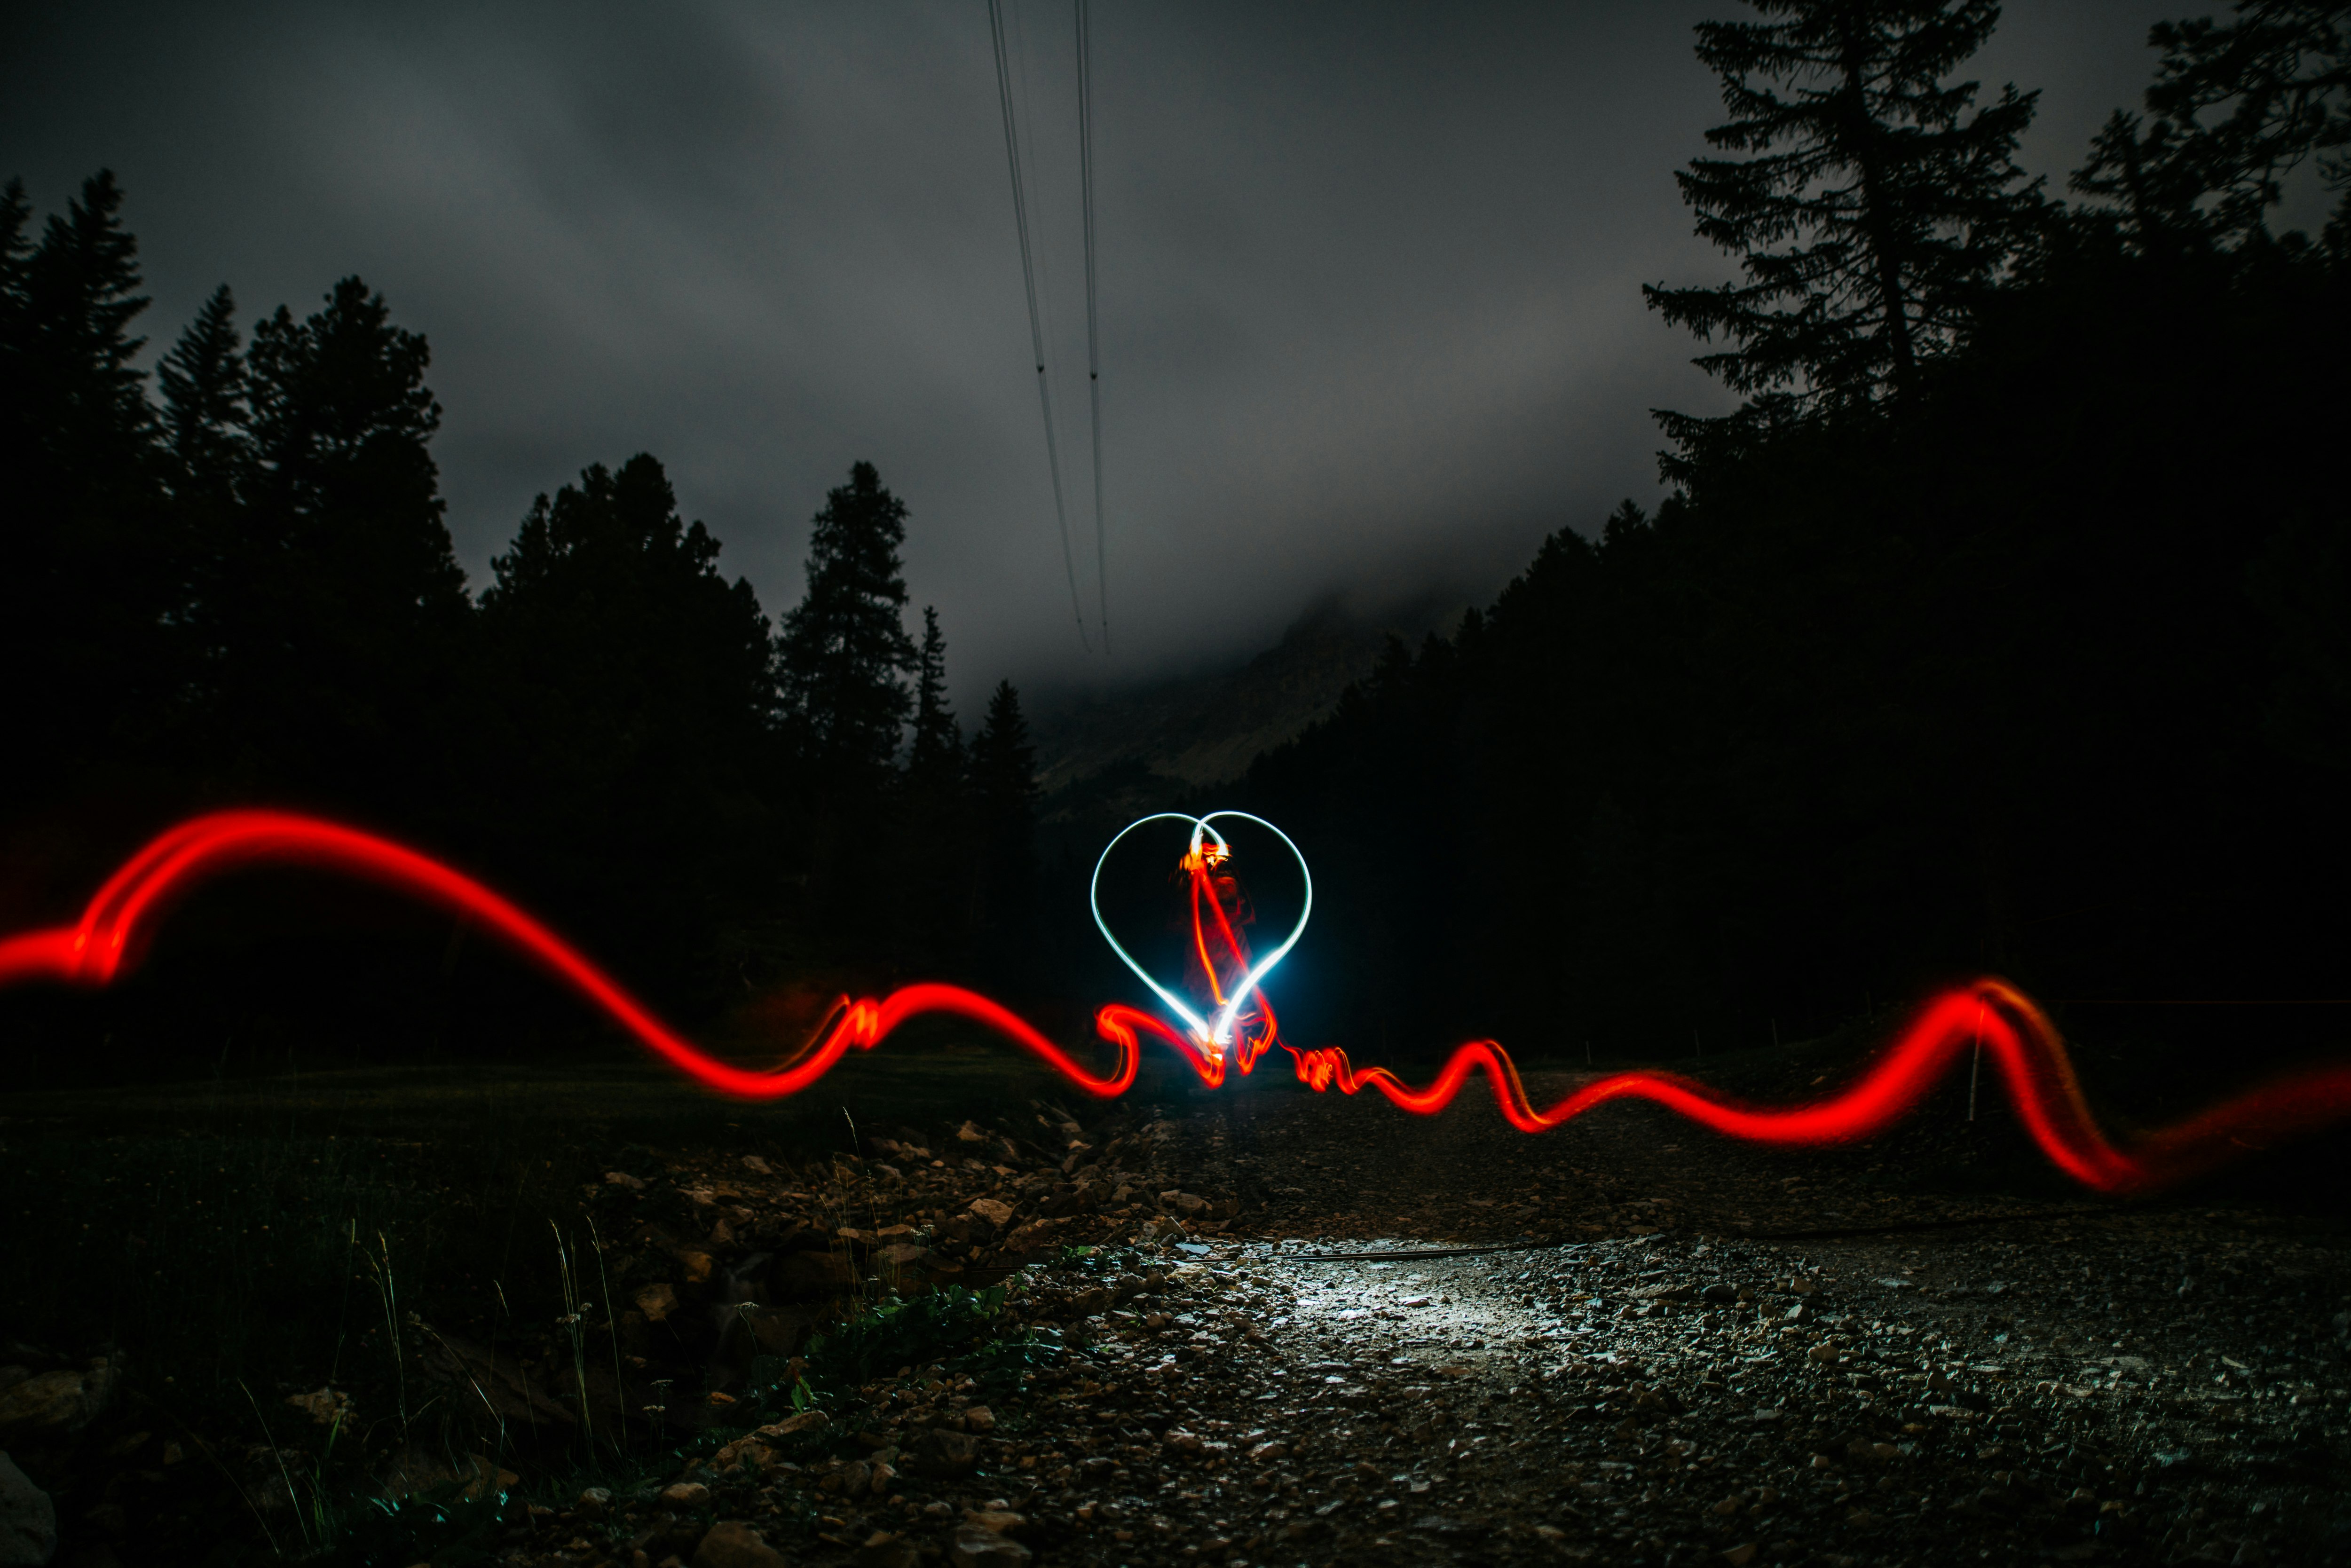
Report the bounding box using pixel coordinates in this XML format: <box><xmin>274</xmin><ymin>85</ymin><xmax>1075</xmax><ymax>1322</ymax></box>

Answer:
<box><xmin>1026</xmin><ymin>590</ymin><xmax>1467</xmax><ymax>797</ymax></box>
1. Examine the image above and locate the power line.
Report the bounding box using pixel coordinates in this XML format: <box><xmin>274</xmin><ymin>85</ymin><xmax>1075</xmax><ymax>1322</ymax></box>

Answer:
<box><xmin>987</xmin><ymin>0</ymin><xmax>1091</xmax><ymax>651</ymax></box>
<box><xmin>1077</xmin><ymin>0</ymin><xmax>1108</xmax><ymax>656</ymax></box>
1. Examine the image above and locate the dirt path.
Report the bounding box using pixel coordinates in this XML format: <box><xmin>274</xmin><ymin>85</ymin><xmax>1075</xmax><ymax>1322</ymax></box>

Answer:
<box><xmin>936</xmin><ymin>1082</ymin><xmax>2350</xmax><ymax>1568</ymax></box>
<box><xmin>8</xmin><ymin>1063</ymin><xmax>2347</xmax><ymax>1567</ymax></box>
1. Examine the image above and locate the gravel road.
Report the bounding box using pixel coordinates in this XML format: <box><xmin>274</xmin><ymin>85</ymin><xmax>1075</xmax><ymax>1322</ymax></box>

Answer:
<box><xmin>499</xmin><ymin>1069</ymin><xmax>2351</xmax><ymax>1568</ymax></box>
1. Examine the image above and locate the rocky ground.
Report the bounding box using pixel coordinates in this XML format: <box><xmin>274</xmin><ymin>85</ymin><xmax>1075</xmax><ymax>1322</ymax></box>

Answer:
<box><xmin>4</xmin><ymin>1062</ymin><xmax>2350</xmax><ymax>1567</ymax></box>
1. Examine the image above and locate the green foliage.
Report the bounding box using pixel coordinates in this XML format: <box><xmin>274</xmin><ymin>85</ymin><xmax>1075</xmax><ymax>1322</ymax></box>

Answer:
<box><xmin>799</xmin><ymin>1285</ymin><xmax>1010</xmax><ymax>1392</ymax></box>
<box><xmin>944</xmin><ymin>1324</ymin><xmax>1064</xmax><ymax>1407</ymax></box>
<box><xmin>328</xmin><ymin>1478</ymin><xmax>520</xmax><ymax>1568</ymax></box>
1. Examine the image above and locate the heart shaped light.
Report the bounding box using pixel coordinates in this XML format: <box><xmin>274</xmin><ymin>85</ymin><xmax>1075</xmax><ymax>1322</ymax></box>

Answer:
<box><xmin>1089</xmin><ymin>811</ymin><xmax>1312</xmax><ymax>1052</ymax></box>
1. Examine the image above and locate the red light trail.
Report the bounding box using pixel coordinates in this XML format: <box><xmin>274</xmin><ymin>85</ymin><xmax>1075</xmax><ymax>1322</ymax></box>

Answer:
<box><xmin>3</xmin><ymin>809</ymin><xmax>2346</xmax><ymax>1196</ymax></box>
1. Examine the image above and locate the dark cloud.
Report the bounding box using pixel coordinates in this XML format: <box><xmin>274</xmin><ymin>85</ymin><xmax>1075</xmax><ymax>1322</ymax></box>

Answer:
<box><xmin>5</xmin><ymin>1</ymin><xmax>2177</xmax><ymax>703</ymax></box>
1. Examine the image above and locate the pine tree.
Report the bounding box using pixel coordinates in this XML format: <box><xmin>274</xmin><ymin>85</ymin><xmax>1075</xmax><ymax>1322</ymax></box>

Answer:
<box><xmin>245</xmin><ymin>276</ymin><xmax>458</xmax><ymax>596</ymax></box>
<box><xmin>1644</xmin><ymin>0</ymin><xmax>2045</xmax><ymax>450</ymax></box>
<box><xmin>970</xmin><ymin>680</ymin><xmax>1039</xmax><ymax>823</ymax></box>
<box><xmin>157</xmin><ymin>284</ymin><xmax>251</xmax><ymax>504</ymax></box>
<box><xmin>7</xmin><ymin>171</ymin><xmax>153</xmax><ymax>473</ymax></box>
<box><xmin>776</xmin><ymin>461</ymin><xmax>919</xmax><ymax>783</ymax></box>
<box><xmin>907</xmin><ymin>606</ymin><xmax>962</xmax><ymax>787</ymax></box>
<box><xmin>479</xmin><ymin>454</ymin><xmax>781</xmax><ymax>979</ymax></box>
<box><xmin>2071</xmin><ymin>110</ymin><xmax>2212</xmax><ymax>255</ymax></box>
<box><xmin>481</xmin><ymin>454</ymin><xmax>775</xmax><ymax>782</ymax></box>
<box><xmin>218</xmin><ymin>276</ymin><xmax>469</xmax><ymax>794</ymax></box>
<box><xmin>966</xmin><ymin>679</ymin><xmax>1041</xmax><ymax>956</ymax></box>
<box><xmin>153</xmin><ymin>284</ymin><xmax>256</xmax><ymax>734</ymax></box>
<box><xmin>0</xmin><ymin>179</ymin><xmax>30</xmax><ymax>336</ymax></box>
<box><xmin>899</xmin><ymin>606</ymin><xmax>968</xmax><ymax>970</ymax></box>
<box><xmin>2074</xmin><ymin>1</ymin><xmax>2349</xmax><ymax>252</ymax></box>
<box><xmin>0</xmin><ymin>171</ymin><xmax>173</xmax><ymax>793</ymax></box>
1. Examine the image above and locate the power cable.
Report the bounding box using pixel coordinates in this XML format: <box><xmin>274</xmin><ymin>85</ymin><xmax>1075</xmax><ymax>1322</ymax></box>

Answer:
<box><xmin>1077</xmin><ymin>0</ymin><xmax>1109</xmax><ymax>655</ymax></box>
<box><xmin>987</xmin><ymin>0</ymin><xmax>1092</xmax><ymax>651</ymax></box>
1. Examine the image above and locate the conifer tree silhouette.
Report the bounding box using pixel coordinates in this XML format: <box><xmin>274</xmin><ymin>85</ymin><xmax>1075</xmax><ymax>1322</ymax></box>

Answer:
<box><xmin>0</xmin><ymin>170</ymin><xmax>173</xmax><ymax>796</ymax></box>
<box><xmin>899</xmin><ymin>606</ymin><xmax>969</xmax><ymax>970</ymax></box>
<box><xmin>2074</xmin><ymin>0</ymin><xmax>2348</xmax><ymax>253</ymax></box>
<box><xmin>479</xmin><ymin>453</ymin><xmax>780</xmax><ymax>981</ymax></box>
<box><xmin>1644</xmin><ymin>0</ymin><xmax>2045</xmax><ymax>458</ymax></box>
<box><xmin>908</xmin><ymin>606</ymin><xmax>962</xmax><ymax>788</ymax></box>
<box><xmin>966</xmin><ymin>680</ymin><xmax>1041</xmax><ymax>968</ymax></box>
<box><xmin>776</xmin><ymin>461</ymin><xmax>918</xmax><ymax>786</ymax></box>
<box><xmin>157</xmin><ymin>284</ymin><xmax>250</xmax><ymax>501</ymax></box>
<box><xmin>220</xmin><ymin>276</ymin><xmax>468</xmax><ymax>796</ymax></box>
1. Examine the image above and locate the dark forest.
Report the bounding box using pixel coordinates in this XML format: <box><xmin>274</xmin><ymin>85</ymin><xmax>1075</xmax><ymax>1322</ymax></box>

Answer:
<box><xmin>7</xmin><ymin>0</ymin><xmax>2343</xmax><ymax>1089</ymax></box>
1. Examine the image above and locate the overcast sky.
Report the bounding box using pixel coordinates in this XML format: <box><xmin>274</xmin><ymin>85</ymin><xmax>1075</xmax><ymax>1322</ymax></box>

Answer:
<box><xmin>6</xmin><ymin>1</ymin><xmax>2180</xmax><ymax>706</ymax></box>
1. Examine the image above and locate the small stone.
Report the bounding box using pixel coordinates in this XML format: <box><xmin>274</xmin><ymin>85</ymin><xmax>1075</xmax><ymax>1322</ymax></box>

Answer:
<box><xmin>965</xmin><ymin>1508</ymin><xmax>1025</xmax><ymax>1533</ymax></box>
<box><xmin>662</xmin><ymin>1480</ymin><xmax>713</xmax><ymax>1506</ymax></box>
<box><xmin>0</xmin><ymin>1372</ymin><xmax>89</xmax><ymax>1437</ymax></box>
<box><xmin>755</xmin><ymin>1410</ymin><xmax>830</xmax><ymax>1439</ymax></box>
<box><xmin>458</xmin><ymin>1454</ymin><xmax>517</xmax><ymax>1502</ymax></box>
<box><xmin>284</xmin><ymin>1387</ymin><xmax>353</xmax><ymax>1426</ymax></box>
<box><xmin>948</xmin><ymin>1525</ymin><xmax>1033</xmax><ymax>1566</ymax></box>
<box><xmin>968</xmin><ymin>1198</ymin><xmax>1016</xmax><ymax>1228</ymax></box>
<box><xmin>914</xmin><ymin>1427</ymin><xmax>980</xmax><ymax>1474</ymax></box>
<box><xmin>692</xmin><ymin>1520</ymin><xmax>785</xmax><ymax>1568</ymax></box>
<box><xmin>712</xmin><ymin>1438</ymin><xmax>774</xmax><ymax>1471</ymax></box>
<box><xmin>856</xmin><ymin>1533</ymin><xmax>920</xmax><ymax>1568</ymax></box>
<box><xmin>577</xmin><ymin>1485</ymin><xmax>613</xmax><ymax>1517</ymax></box>
<box><xmin>634</xmin><ymin>1284</ymin><xmax>680</xmax><ymax>1324</ymax></box>
<box><xmin>605</xmin><ymin>1170</ymin><xmax>648</xmax><ymax>1190</ymax></box>
<box><xmin>962</xmin><ymin>1405</ymin><xmax>996</xmax><ymax>1432</ymax></box>
<box><xmin>0</xmin><ymin>1452</ymin><xmax>58</xmax><ymax>1566</ymax></box>
<box><xmin>1722</xmin><ymin>1545</ymin><xmax>1759</xmax><ymax>1566</ymax></box>
<box><xmin>741</xmin><ymin>1155</ymin><xmax>773</xmax><ymax>1174</ymax></box>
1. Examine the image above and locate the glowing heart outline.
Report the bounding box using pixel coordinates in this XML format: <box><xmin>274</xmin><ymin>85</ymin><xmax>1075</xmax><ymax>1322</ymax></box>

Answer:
<box><xmin>1089</xmin><ymin>810</ymin><xmax>1313</xmax><ymax>1050</ymax></box>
